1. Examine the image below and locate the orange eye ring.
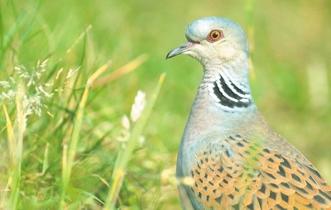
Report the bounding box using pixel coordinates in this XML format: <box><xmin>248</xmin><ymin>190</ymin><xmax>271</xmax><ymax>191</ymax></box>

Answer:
<box><xmin>207</xmin><ymin>30</ymin><xmax>223</xmax><ymax>42</ymax></box>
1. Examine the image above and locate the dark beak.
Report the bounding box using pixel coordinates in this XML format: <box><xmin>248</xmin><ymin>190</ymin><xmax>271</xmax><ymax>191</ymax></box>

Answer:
<box><xmin>166</xmin><ymin>42</ymin><xmax>192</xmax><ymax>59</ymax></box>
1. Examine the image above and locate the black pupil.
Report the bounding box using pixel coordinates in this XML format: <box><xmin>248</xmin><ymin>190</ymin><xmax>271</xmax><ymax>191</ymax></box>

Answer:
<box><xmin>212</xmin><ymin>32</ymin><xmax>218</xmax><ymax>38</ymax></box>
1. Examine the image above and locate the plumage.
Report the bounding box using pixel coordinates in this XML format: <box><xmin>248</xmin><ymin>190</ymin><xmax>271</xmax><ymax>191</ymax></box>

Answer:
<box><xmin>167</xmin><ymin>17</ymin><xmax>331</xmax><ymax>210</ymax></box>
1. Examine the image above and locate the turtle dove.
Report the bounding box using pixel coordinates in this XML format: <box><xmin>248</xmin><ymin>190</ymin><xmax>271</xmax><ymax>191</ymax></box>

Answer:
<box><xmin>166</xmin><ymin>17</ymin><xmax>331</xmax><ymax>210</ymax></box>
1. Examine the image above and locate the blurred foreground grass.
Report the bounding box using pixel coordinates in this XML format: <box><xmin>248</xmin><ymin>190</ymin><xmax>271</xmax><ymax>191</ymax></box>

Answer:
<box><xmin>0</xmin><ymin>0</ymin><xmax>331</xmax><ymax>209</ymax></box>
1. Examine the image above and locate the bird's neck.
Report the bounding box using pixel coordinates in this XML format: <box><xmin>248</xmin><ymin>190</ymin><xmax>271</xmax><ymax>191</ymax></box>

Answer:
<box><xmin>182</xmin><ymin>55</ymin><xmax>258</xmax><ymax>144</ymax></box>
<box><xmin>194</xmin><ymin>55</ymin><xmax>256</xmax><ymax>113</ymax></box>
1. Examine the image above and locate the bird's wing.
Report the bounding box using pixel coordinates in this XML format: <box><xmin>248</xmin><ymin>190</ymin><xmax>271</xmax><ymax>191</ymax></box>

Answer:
<box><xmin>188</xmin><ymin>134</ymin><xmax>331</xmax><ymax>210</ymax></box>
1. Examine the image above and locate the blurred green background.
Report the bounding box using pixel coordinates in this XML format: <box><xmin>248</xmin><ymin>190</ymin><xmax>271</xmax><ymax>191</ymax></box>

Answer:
<box><xmin>0</xmin><ymin>0</ymin><xmax>331</xmax><ymax>209</ymax></box>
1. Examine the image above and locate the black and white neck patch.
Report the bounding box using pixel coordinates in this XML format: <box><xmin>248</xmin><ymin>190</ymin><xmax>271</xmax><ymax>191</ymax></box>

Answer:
<box><xmin>211</xmin><ymin>73</ymin><xmax>252</xmax><ymax>110</ymax></box>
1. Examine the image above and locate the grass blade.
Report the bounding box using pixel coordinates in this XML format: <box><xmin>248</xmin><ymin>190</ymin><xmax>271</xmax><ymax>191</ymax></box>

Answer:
<box><xmin>103</xmin><ymin>73</ymin><xmax>166</xmax><ymax>210</ymax></box>
<box><xmin>2</xmin><ymin>83</ymin><xmax>27</xmax><ymax>210</ymax></box>
<box><xmin>93</xmin><ymin>54</ymin><xmax>148</xmax><ymax>88</ymax></box>
<box><xmin>60</xmin><ymin>61</ymin><xmax>111</xmax><ymax>209</ymax></box>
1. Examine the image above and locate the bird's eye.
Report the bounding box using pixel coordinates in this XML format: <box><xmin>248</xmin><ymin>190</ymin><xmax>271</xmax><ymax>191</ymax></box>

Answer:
<box><xmin>207</xmin><ymin>30</ymin><xmax>223</xmax><ymax>42</ymax></box>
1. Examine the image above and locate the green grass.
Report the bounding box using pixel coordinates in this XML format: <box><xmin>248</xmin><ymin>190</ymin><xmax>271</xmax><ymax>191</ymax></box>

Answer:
<box><xmin>0</xmin><ymin>0</ymin><xmax>331</xmax><ymax>209</ymax></box>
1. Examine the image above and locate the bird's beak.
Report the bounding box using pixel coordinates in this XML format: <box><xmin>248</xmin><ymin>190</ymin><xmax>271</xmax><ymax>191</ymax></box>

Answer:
<box><xmin>166</xmin><ymin>42</ymin><xmax>193</xmax><ymax>59</ymax></box>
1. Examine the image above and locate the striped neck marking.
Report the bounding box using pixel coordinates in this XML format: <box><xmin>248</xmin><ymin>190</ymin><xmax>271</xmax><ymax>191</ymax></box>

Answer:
<box><xmin>212</xmin><ymin>73</ymin><xmax>252</xmax><ymax>109</ymax></box>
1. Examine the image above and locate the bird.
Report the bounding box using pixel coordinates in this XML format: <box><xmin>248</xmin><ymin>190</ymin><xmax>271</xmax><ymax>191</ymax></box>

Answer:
<box><xmin>166</xmin><ymin>17</ymin><xmax>331</xmax><ymax>210</ymax></box>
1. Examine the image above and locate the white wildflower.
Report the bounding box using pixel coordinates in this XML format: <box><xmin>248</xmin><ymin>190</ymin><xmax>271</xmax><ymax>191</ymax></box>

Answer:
<box><xmin>0</xmin><ymin>89</ymin><xmax>15</xmax><ymax>100</ymax></box>
<box><xmin>27</xmin><ymin>77</ymin><xmax>35</xmax><ymax>87</ymax></box>
<box><xmin>0</xmin><ymin>59</ymin><xmax>55</xmax><ymax>117</ymax></box>
<box><xmin>66</xmin><ymin>67</ymin><xmax>80</xmax><ymax>79</ymax></box>
<box><xmin>46</xmin><ymin>111</ymin><xmax>54</xmax><ymax>118</ymax></box>
<box><xmin>138</xmin><ymin>135</ymin><xmax>145</xmax><ymax>146</ymax></box>
<box><xmin>45</xmin><ymin>81</ymin><xmax>54</xmax><ymax>87</ymax></box>
<box><xmin>177</xmin><ymin>177</ymin><xmax>195</xmax><ymax>186</ymax></box>
<box><xmin>15</xmin><ymin>65</ymin><xmax>29</xmax><ymax>79</ymax></box>
<box><xmin>161</xmin><ymin>167</ymin><xmax>177</xmax><ymax>185</ymax></box>
<box><xmin>37</xmin><ymin>85</ymin><xmax>53</xmax><ymax>98</ymax></box>
<box><xmin>0</xmin><ymin>81</ymin><xmax>10</xmax><ymax>89</ymax></box>
<box><xmin>116</xmin><ymin>130</ymin><xmax>130</xmax><ymax>142</ymax></box>
<box><xmin>130</xmin><ymin>90</ymin><xmax>146</xmax><ymax>122</ymax></box>
<box><xmin>55</xmin><ymin>68</ymin><xmax>64</xmax><ymax>80</ymax></box>
<box><xmin>121</xmin><ymin>115</ymin><xmax>130</xmax><ymax>130</ymax></box>
<box><xmin>36</xmin><ymin>59</ymin><xmax>48</xmax><ymax>75</ymax></box>
<box><xmin>24</xmin><ymin>95</ymin><xmax>43</xmax><ymax>117</ymax></box>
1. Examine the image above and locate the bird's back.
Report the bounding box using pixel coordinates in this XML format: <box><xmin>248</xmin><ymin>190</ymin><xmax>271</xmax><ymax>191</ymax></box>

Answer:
<box><xmin>177</xmin><ymin>113</ymin><xmax>331</xmax><ymax>210</ymax></box>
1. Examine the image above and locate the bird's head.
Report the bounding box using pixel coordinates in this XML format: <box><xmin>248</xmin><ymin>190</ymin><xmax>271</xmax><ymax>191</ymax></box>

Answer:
<box><xmin>166</xmin><ymin>17</ymin><xmax>248</xmax><ymax>66</ymax></box>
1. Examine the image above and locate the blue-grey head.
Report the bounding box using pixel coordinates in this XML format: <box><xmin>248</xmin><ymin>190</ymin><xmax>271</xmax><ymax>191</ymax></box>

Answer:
<box><xmin>166</xmin><ymin>17</ymin><xmax>249</xmax><ymax>65</ymax></box>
